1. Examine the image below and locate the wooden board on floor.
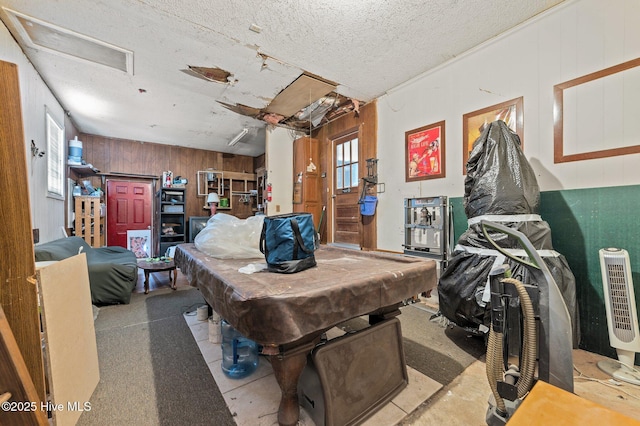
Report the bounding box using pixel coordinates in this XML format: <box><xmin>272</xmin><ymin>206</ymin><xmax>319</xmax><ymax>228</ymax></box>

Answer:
<box><xmin>508</xmin><ymin>380</ymin><xmax>640</xmax><ymax>425</ymax></box>
<box><xmin>37</xmin><ymin>254</ymin><xmax>99</xmax><ymax>426</ymax></box>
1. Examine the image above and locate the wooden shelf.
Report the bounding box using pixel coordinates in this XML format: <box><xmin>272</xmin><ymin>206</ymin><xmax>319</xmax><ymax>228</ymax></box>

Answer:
<box><xmin>69</xmin><ymin>164</ymin><xmax>100</xmax><ymax>176</ymax></box>
<box><xmin>197</xmin><ymin>169</ymin><xmax>257</xmax><ymax>218</ymax></box>
<box><xmin>74</xmin><ymin>196</ymin><xmax>104</xmax><ymax>247</ymax></box>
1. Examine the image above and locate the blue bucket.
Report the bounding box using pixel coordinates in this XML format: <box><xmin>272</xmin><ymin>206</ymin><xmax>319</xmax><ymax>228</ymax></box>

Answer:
<box><xmin>360</xmin><ymin>195</ymin><xmax>378</xmax><ymax>216</ymax></box>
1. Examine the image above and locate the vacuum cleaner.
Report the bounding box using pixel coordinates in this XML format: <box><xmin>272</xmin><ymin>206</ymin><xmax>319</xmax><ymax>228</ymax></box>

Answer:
<box><xmin>481</xmin><ymin>220</ymin><xmax>574</xmax><ymax>425</ymax></box>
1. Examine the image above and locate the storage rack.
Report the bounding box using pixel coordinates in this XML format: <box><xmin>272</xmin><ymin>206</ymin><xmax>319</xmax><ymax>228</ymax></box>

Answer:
<box><xmin>158</xmin><ymin>187</ymin><xmax>186</xmax><ymax>256</ymax></box>
<box><xmin>74</xmin><ymin>196</ymin><xmax>105</xmax><ymax>247</ymax></box>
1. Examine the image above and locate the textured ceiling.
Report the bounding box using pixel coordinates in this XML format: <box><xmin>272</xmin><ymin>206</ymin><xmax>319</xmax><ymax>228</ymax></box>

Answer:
<box><xmin>0</xmin><ymin>0</ymin><xmax>565</xmax><ymax>157</ymax></box>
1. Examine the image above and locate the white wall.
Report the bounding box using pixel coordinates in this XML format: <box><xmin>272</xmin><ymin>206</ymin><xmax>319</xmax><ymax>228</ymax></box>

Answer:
<box><xmin>265</xmin><ymin>126</ymin><xmax>303</xmax><ymax>216</ymax></box>
<box><xmin>376</xmin><ymin>0</ymin><xmax>640</xmax><ymax>252</ymax></box>
<box><xmin>0</xmin><ymin>21</ymin><xmax>71</xmax><ymax>243</ymax></box>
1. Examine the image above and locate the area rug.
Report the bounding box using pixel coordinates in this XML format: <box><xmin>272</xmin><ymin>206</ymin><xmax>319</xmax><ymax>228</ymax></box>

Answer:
<box><xmin>77</xmin><ymin>287</ymin><xmax>235</xmax><ymax>426</ymax></box>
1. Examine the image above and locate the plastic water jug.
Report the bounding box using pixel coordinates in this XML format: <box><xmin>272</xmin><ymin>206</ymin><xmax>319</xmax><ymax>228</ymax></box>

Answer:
<box><xmin>68</xmin><ymin>136</ymin><xmax>83</xmax><ymax>163</ymax></box>
<box><xmin>221</xmin><ymin>319</ymin><xmax>258</xmax><ymax>379</ymax></box>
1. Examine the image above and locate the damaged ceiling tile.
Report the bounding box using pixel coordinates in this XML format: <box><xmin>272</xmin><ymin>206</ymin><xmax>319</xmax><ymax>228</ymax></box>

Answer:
<box><xmin>265</xmin><ymin>73</ymin><xmax>337</xmax><ymax>117</ymax></box>
<box><xmin>218</xmin><ymin>101</ymin><xmax>263</xmax><ymax>118</ymax></box>
<box><xmin>217</xmin><ymin>70</ymin><xmax>364</xmax><ymax>133</ymax></box>
<box><xmin>182</xmin><ymin>65</ymin><xmax>232</xmax><ymax>84</ymax></box>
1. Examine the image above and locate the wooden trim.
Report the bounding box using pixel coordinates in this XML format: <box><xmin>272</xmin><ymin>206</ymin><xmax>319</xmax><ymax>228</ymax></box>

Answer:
<box><xmin>553</xmin><ymin>57</ymin><xmax>640</xmax><ymax>163</ymax></box>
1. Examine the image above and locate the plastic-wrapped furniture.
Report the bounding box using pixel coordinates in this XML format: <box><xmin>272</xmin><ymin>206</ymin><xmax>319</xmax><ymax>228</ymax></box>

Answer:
<box><xmin>438</xmin><ymin>120</ymin><xmax>579</xmax><ymax>347</ymax></box>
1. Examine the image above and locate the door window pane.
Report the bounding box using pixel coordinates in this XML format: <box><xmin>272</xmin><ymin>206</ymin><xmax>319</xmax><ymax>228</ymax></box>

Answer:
<box><xmin>334</xmin><ymin>133</ymin><xmax>359</xmax><ymax>190</ymax></box>
<box><xmin>351</xmin><ymin>162</ymin><xmax>359</xmax><ymax>187</ymax></box>
<box><xmin>344</xmin><ymin>167</ymin><xmax>351</xmax><ymax>189</ymax></box>
<box><xmin>344</xmin><ymin>141</ymin><xmax>351</xmax><ymax>164</ymax></box>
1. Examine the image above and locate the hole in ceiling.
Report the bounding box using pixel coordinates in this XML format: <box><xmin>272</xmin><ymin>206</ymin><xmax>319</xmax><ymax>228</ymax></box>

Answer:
<box><xmin>183</xmin><ymin>65</ymin><xmax>232</xmax><ymax>84</ymax></box>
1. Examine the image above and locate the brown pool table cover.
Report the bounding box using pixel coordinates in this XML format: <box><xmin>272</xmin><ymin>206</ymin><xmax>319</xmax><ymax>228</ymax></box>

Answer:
<box><xmin>175</xmin><ymin>243</ymin><xmax>437</xmax><ymax>346</ymax></box>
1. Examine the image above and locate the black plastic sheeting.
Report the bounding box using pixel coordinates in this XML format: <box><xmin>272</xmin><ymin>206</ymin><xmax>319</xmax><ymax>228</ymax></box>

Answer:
<box><xmin>464</xmin><ymin>119</ymin><xmax>540</xmax><ymax>217</ymax></box>
<box><xmin>438</xmin><ymin>120</ymin><xmax>580</xmax><ymax>346</ymax></box>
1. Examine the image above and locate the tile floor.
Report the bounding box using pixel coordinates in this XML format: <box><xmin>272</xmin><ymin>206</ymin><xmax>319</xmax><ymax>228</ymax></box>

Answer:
<box><xmin>184</xmin><ymin>308</ymin><xmax>640</xmax><ymax>426</ymax></box>
<box><xmin>184</xmin><ymin>311</ymin><xmax>443</xmax><ymax>426</ymax></box>
<box><xmin>144</xmin><ymin>270</ymin><xmax>640</xmax><ymax>425</ymax></box>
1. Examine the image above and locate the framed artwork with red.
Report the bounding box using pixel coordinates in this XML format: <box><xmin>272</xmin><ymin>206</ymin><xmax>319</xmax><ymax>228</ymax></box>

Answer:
<box><xmin>405</xmin><ymin>120</ymin><xmax>446</xmax><ymax>182</ymax></box>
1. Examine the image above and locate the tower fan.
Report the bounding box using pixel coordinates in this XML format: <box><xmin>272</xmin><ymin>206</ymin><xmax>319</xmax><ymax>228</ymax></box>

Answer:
<box><xmin>598</xmin><ymin>248</ymin><xmax>640</xmax><ymax>385</ymax></box>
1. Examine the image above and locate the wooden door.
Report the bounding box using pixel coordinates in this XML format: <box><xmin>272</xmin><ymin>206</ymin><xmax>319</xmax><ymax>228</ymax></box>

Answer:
<box><xmin>106</xmin><ymin>180</ymin><xmax>153</xmax><ymax>248</ymax></box>
<box><xmin>0</xmin><ymin>60</ymin><xmax>46</xmax><ymax>403</ymax></box>
<box><xmin>293</xmin><ymin>137</ymin><xmax>322</xmax><ymax>229</ymax></box>
<box><xmin>332</xmin><ymin>132</ymin><xmax>361</xmax><ymax>246</ymax></box>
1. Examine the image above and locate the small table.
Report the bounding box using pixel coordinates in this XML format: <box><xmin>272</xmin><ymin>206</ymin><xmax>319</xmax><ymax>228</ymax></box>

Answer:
<box><xmin>137</xmin><ymin>258</ymin><xmax>177</xmax><ymax>294</ymax></box>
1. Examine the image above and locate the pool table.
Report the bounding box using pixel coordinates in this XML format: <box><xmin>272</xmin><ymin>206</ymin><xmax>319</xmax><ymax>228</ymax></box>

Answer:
<box><xmin>175</xmin><ymin>243</ymin><xmax>437</xmax><ymax>426</ymax></box>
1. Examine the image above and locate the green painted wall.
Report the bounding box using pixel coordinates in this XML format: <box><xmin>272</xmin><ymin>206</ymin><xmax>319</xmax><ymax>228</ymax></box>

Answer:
<box><xmin>450</xmin><ymin>185</ymin><xmax>640</xmax><ymax>362</ymax></box>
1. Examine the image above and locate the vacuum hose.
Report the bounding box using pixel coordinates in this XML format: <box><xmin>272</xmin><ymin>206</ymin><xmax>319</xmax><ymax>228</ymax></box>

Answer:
<box><xmin>486</xmin><ymin>325</ymin><xmax>506</xmax><ymax>414</ymax></box>
<box><xmin>486</xmin><ymin>277</ymin><xmax>538</xmax><ymax>416</ymax></box>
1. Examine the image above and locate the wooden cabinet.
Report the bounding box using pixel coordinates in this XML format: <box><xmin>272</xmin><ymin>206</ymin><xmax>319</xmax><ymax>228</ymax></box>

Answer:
<box><xmin>293</xmin><ymin>137</ymin><xmax>322</xmax><ymax>229</ymax></box>
<box><xmin>158</xmin><ymin>188</ymin><xmax>186</xmax><ymax>255</ymax></box>
<box><xmin>74</xmin><ymin>196</ymin><xmax>105</xmax><ymax>247</ymax></box>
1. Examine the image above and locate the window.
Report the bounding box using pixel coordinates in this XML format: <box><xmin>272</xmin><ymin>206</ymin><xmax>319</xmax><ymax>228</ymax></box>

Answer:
<box><xmin>335</xmin><ymin>135</ymin><xmax>359</xmax><ymax>190</ymax></box>
<box><xmin>46</xmin><ymin>108</ymin><xmax>65</xmax><ymax>199</ymax></box>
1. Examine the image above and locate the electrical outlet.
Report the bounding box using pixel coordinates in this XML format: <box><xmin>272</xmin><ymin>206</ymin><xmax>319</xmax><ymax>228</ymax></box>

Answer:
<box><xmin>276</xmin><ymin>205</ymin><xmax>280</xmax><ymax>212</ymax></box>
<box><xmin>33</xmin><ymin>228</ymin><xmax>39</xmax><ymax>244</ymax></box>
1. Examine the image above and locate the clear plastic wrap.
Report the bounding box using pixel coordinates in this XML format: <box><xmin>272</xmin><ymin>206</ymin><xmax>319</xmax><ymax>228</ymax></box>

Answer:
<box><xmin>194</xmin><ymin>213</ymin><xmax>265</xmax><ymax>259</ymax></box>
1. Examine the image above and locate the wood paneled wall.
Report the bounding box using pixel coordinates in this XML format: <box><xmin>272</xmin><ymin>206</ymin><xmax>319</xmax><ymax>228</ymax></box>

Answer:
<box><xmin>77</xmin><ymin>133</ymin><xmax>264</xmax><ymax>224</ymax></box>
<box><xmin>312</xmin><ymin>101</ymin><xmax>377</xmax><ymax>249</ymax></box>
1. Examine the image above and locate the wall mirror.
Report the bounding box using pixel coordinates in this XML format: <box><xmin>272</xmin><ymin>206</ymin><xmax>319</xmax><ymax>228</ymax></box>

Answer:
<box><xmin>553</xmin><ymin>57</ymin><xmax>640</xmax><ymax>163</ymax></box>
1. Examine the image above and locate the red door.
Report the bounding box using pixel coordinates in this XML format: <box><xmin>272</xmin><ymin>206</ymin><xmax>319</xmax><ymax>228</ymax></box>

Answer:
<box><xmin>106</xmin><ymin>180</ymin><xmax>153</xmax><ymax>249</ymax></box>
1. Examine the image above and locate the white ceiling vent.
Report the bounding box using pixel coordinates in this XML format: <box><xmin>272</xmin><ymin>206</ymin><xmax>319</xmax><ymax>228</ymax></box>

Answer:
<box><xmin>3</xmin><ymin>8</ymin><xmax>133</xmax><ymax>74</ymax></box>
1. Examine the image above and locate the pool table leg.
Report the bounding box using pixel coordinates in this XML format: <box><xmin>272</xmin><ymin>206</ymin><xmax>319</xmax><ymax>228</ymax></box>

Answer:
<box><xmin>269</xmin><ymin>341</ymin><xmax>316</xmax><ymax>426</ymax></box>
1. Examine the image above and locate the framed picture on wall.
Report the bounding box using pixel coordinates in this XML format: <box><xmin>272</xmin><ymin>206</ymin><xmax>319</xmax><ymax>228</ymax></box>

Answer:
<box><xmin>462</xmin><ymin>96</ymin><xmax>523</xmax><ymax>173</ymax></box>
<box><xmin>405</xmin><ymin>120</ymin><xmax>446</xmax><ymax>182</ymax></box>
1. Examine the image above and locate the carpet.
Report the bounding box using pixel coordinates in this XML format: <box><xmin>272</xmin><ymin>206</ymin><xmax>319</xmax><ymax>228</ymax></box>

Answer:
<box><xmin>77</xmin><ymin>287</ymin><xmax>235</xmax><ymax>426</ymax></box>
<box><xmin>78</xmin><ymin>288</ymin><xmax>484</xmax><ymax>425</ymax></box>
